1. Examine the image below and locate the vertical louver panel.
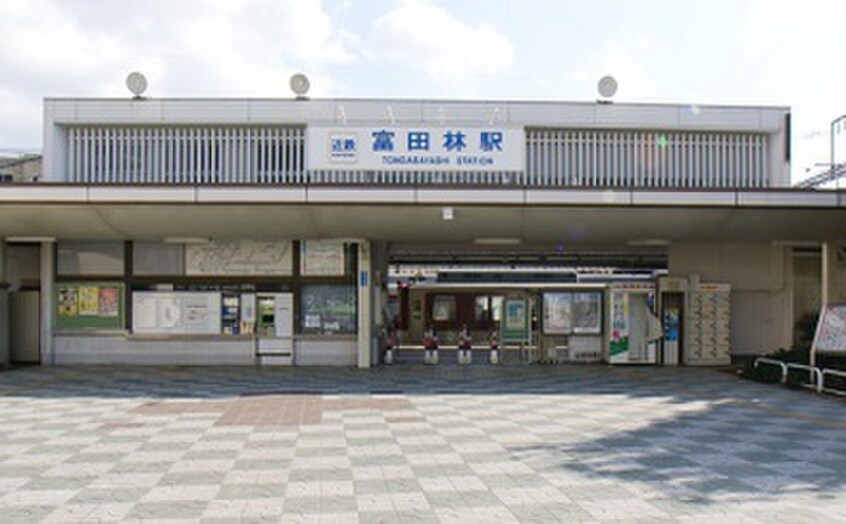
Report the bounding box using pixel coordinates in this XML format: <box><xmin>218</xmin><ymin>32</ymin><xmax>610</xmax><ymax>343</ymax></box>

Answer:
<box><xmin>67</xmin><ymin>125</ymin><xmax>305</xmax><ymax>184</ymax></box>
<box><xmin>525</xmin><ymin>129</ymin><xmax>769</xmax><ymax>188</ymax></box>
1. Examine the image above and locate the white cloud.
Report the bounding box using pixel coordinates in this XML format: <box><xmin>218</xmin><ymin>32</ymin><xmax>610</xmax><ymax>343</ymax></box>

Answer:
<box><xmin>371</xmin><ymin>0</ymin><xmax>514</xmax><ymax>93</ymax></box>
<box><xmin>742</xmin><ymin>1</ymin><xmax>846</xmax><ymax>182</ymax></box>
<box><xmin>0</xmin><ymin>0</ymin><xmax>357</xmax><ymax>149</ymax></box>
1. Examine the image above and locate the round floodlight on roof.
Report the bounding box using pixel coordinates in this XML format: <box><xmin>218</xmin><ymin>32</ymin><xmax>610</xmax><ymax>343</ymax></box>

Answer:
<box><xmin>597</xmin><ymin>75</ymin><xmax>618</xmax><ymax>99</ymax></box>
<box><xmin>126</xmin><ymin>72</ymin><xmax>148</xmax><ymax>97</ymax></box>
<box><xmin>290</xmin><ymin>73</ymin><xmax>310</xmax><ymax>97</ymax></box>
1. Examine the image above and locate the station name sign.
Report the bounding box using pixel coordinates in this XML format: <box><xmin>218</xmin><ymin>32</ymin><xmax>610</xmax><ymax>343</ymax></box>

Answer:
<box><xmin>307</xmin><ymin>126</ymin><xmax>525</xmax><ymax>172</ymax></box>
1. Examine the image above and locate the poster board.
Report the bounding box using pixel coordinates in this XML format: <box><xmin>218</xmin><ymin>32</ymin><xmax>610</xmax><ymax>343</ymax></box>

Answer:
<box><xmin>542</xmin><ymin>293</ymin><xmax>572</xmax><ymax>334</ymax></box>
<box><xmin>300</xmin><ymin>240</ymin><xmax>346</xmax><ymax>276</ymax></box>
<box><xmin>812</xmin><ymin>303</ymin><xmax>846</xmax><ymax>354</ymax></box>
<box><xmin>56</xmin><ymin>282</ymin><xmax>124</xmax><ymax>330</ymax></box>
<box><xmin>572</xmin><ymin>292</ymin><xmax>602</xmax><ymax>334</ymax></box>
<box><xmin>501</xmin><ymin>299</ymin><xmax>530</xmax><ymax>344</ymax></box>
<box><xmin>185</xmin><ymin>240</ymin><xmax>292</xmax><ymax>276</ymax></box>
<box><xmin>132</xmin><ymin>291</ymin><xmax>222</xmax><ymax>335</ymax></box>
<box><xmin>542</xmin><ymin>291</ymin><xmax>602</xmax><ymax>335</ymax></box>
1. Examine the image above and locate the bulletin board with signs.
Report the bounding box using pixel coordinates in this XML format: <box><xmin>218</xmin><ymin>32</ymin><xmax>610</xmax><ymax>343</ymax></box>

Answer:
<box><xmin>56</xmin><ymin>282</ymin><xmax>125</xmax><ymax>330</ymax></box>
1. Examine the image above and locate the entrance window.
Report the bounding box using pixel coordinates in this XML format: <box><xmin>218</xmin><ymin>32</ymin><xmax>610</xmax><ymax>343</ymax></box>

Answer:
<box><xmin>475</xmin><ymin>295</ymin><xmax>504</xmax><ymax>323</ymax></box>
<box><xmin>432</xmin><ymin>295</ymin><xmax>456</xmax><ymax>322</ymax></box>
<box><xmin>300</xmin><ymin>284</ymin><xmax>356</xmax><ymax>334</ymax></box>
<box><xmin>58</xmin><ymin>241</ymin><xmax>124</xmax><ymax>276</ymax></box>
<box><xmin>474</xmin><ymin>296</ymin><xmax>489</xmax><ymax>322</ymax></box>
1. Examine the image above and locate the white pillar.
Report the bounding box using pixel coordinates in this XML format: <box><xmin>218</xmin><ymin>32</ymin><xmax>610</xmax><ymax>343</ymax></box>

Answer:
<box><xmin>821</xmin><ymin>242</ymin><xmax>841</xmax><ymax>306</ymax></box>
<box><xmin>40</xmin><ymin>241</ymin><xmax>55</xmax><ymax>365</ymax></box>
<box><xmin>357</xmin><ymin>240</ymin><xmax>372</xmax><ymax>368</ymax></box>
<box><xmin>0</xmin><ymin>239</ymin><xmax>9</xmax><ymax>367</ymax></box>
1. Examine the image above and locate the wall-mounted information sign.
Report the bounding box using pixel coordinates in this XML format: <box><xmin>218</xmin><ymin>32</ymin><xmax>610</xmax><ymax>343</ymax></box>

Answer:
<box><xmin>186</xmin><ymin>240</ymin><xmax>292</xmax><ymax>276</ymax></box>
<box><xmin>307</xmin><ymin>126</ymin><xmax>525</xmax><ymax>172</ymax></box>
<box><xmin>300</xmin><ymin>240</ymin><xmax>345</xmax><ymax>276</ymax></box>
<box><xmin>133</xmin><ymin>292</ymin><xmax>222</xmax><ymax>335</ymax></box>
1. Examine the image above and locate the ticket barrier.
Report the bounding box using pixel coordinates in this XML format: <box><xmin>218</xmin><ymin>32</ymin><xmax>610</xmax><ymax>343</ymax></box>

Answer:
<box><xmin>489</xmin><ymin>329</ymin><xmax>500</xmax><ymax>365</ymax></box>
<box><xmin>457</xmin><ymin>325</ymin><xmax>473</xmax><ymax>365</ymax></box>
<box><xmin>384</xmin><ymin>325</ymin><xmax>398</xmax><ymax>365</ymax></box>
<box><xmin>423</xmin><ymin>325</ymin><xmax>439</xmax><ymax>365</ymax></box>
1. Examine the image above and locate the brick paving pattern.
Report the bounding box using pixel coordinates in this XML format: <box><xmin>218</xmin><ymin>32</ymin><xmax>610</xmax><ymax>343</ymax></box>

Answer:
<box><xmin>0</xmin><ymin>364</ymin><xmax>845</xmax><ymax>522</ymax></box>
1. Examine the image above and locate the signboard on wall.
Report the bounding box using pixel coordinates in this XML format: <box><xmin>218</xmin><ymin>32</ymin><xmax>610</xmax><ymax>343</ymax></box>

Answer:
<box><xmin>185</xmin><ymin>240</ymin><xmax>292</xmax><ymax>276</ymax></box>
<box><xmin>133</xmin><ymin>292</ymin><xmax>222</xmax><ymax>335</ymax></box>
<box><xmin>813</xmin><ymin>303</ymin><xmax>846</xmax><ymax>354</ymax></box>
<box><xmin>56</xmin><ymin>282</ymin><xmax>124</xmax><ymax>330</ymax></box>
<box><xmin>300</xmin><ymin>240</ymin><xmax>345</xmax><ymax>276</ymax></box>
<box><xmin>307</xmin><ymin>126</ymin><xmax>525</xmax><ymax>172</ymax></box>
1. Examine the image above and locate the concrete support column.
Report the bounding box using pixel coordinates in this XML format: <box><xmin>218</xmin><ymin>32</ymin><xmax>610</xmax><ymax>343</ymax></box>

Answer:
<box><xmin>40</xmin><ymin>241</ymin><xmax>55</xmax><ymax>365</ymax></box>
<box><xmin>821</xmin><ymin>242</ymin><xmax>842</xmax><ymax>306</ymax></box>
<box><xmin>0</xmin><ymin>239</ymin><xmax>9</xmax><ymax>367</ymax></box>
<box><xmin>357</xmin><ymin>240</ymin><xmax>372</xmax><ymax>369</ymax></box>
<box><xmin>369</xmin><ymin>241</ymin><xmax>390</xmax><ymax>366</ymax></box>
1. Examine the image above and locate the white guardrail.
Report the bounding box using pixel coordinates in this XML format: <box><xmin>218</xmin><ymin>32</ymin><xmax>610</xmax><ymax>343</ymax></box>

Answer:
<box><xmin>753</xmin><ymin>357</ymin><xmax>846</xmax><ymax>396</ymax></box>
<box><xmin>822</xmin><ymin>368</ymin><xmax>846</xmax><ymax>397</ymax></box>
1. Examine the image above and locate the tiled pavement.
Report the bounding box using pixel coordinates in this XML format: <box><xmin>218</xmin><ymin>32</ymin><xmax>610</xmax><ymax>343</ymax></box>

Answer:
<box><xmin>1</xmin><ymin>365</ymin><xmax>846</xmax><ymax>522</ymax></box>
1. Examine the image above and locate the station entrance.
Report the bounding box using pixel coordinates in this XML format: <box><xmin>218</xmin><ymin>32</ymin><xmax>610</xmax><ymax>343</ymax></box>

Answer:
<box><xmin>379</xmin><ymin>246</ymin><xmax>728</xmax><ymax>367</ymax></box>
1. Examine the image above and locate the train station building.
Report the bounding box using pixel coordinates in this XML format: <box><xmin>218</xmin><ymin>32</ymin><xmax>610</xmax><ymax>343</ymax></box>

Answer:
<box><xmin>0</xmin><ymin>93</ymin><xmax>844</xmax><ymax>367</ymax></box>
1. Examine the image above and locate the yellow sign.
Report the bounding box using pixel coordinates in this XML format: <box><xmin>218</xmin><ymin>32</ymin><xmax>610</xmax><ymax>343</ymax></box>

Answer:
<box><xmin>78</xmin><ymin>286</ymin><xmax>100</xmax><ymax>316</ymax></box>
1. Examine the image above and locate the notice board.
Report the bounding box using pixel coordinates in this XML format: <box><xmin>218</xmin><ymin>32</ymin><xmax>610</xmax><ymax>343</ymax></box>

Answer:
<box><xmin>812</xmin><ymin>303</ymin><xmax>846</xmax><ymax>354</ymax></box>
<box><xmin>55</xmin><ymin>282</ymin><xmax>124</xmax><ymax>330</ymax></box>
<box><xmin>132</xmin><ymin>291</ymin><xmax>222</xmax><ymax>335</ymax></box>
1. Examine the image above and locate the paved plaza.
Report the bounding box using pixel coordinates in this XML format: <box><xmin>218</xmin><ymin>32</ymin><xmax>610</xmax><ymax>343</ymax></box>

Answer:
<box><xmin>0</xmin><ymin>364</ymin><xmax>845</xmax><ymax>523</ymax></box>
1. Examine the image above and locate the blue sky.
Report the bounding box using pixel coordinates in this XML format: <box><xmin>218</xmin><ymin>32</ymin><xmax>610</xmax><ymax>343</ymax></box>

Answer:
<box><xmin>1</xmin><ymin>0</ymin><xmax>844</xmax><ymax>182</ymax></box>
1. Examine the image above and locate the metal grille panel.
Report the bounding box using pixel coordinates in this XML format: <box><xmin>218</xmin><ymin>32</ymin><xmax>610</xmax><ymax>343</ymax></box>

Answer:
<box><xmin>526</xmin><ymin>129</ymin><xmax>769</xmax><ymax>188</ymax></box>
<box><xmin>67</xmin><ymin>126</ymin><xmax>305</xmax><ymax>184</ymax></box>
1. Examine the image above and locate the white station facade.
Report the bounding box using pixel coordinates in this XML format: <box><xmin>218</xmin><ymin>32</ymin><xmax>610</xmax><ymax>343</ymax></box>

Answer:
<box><xmin>0</xmin><ymin>93</ymin><xmax>845</xmax><ymax>367</ymax></box>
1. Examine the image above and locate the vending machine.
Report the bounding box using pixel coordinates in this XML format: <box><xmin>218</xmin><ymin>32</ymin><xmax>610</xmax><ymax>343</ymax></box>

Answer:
<box><xmin>608</xmin><ymin>283</ymin><xmax>662</xmax><ymax>365</ymax></box>
<box><xmin>255</xmin><ymin>293</ymin><xmax>294</xmax><ymax>365</ymax></box>
<box><xmin>221</xmin><ymin>293</ymin><xmax>240</xmax><ymax>335</ymax></box>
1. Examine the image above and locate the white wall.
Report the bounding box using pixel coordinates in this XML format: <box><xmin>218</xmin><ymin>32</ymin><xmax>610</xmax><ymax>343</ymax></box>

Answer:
<box><xmin>54</xmin><ymin>336</ymin><xmax>255</xmax><ymax>365</ymax></box>
<box><xmin>669</xmin><ymin>242</ymin><xmax>792</xmax><ymax>356</ymax></box>
<box><xmin>295</xmin><ymin>338</ymin><xmax>356</xmax><ymax>366</ymax></box>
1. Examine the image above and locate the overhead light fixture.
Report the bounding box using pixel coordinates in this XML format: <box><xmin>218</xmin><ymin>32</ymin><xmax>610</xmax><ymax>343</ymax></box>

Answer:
<box><xmin>626</xmin><ymin>239</ymin><xmax>671</xmax><ymax>247</ymax></box>
<box><xmin>474</xmin><ymin>238</ymin><xmax>522</xmax><ymax>245</ymax></box>
<box><xmin>163</xmin><ymin>237</ymin><xmax>211</xmax><ymax>244</ymax></box>
<box><xmin>771</xmin><ymin>240</ymin><xmax>821</xmax><ymax>247</ymax></box>
<box><xmin>441</xmin><ymin>207</ymin><xmax>454</xmax><ymax>221</ymax></box>
<box><xmin>6</xmin><ymin>236</ymin><xmax>56</xmax><ymax>243</ymax></box>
